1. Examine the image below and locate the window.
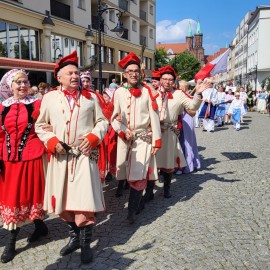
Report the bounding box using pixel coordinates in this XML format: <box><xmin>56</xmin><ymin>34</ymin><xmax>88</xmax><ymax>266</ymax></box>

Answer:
<box><xmin>9</xmin><ymin>24</ymin><xmax>19</xmax><ymax>59</ymax></box>
<box><xmin>0</xmin><ymin>22</ymin><xmax>39</xmax><ymax>60</ymax></box>
<box><xmin>50</xmin><ymin>35</ymin><xmax>83</xmax><ymax>65</ymax></box>
<box><xmin>118</xmin><ymin>50</ymin><xmax>126</xmax><ymax>61</ymax></box>
<box><xmin>132</xmin><ymin>20</ymin><xmax>137</xmax><ymax>32</ymax></box>
<box><xmin>109</xmin><ymin>10</ymin><xmax>115</xmax><ymax>22</ymax></box>
<box><xmin>118</xmin><ymin>50</ymin><xmax>122</xmax><ymax>62</ymax></box>
<box><xmin>148</xmin><ymin>58</ymin><xmax>152</xmax><ymax>70</ymax></box>
<box><xmin>101</xmin><ymin>46</ymin><xmax>104</xmax><ymax>63</ymax></box>
<box><xmin>64</xmin><ymin>38</ymin><xmax>69</xmax><ymax>48</ymax></box>
<box><xmin>0</xmin><ymin>22</ymin><xmax>8</xmax><ymax>57</ymax></box>
<box><xmin>108</xmin><ymin>48</ymin><xmax>114</xmax><ymax>64</ymax></box>
<box><xmin>149</xmin><ymin>29</ymin><xmax>153</xmax><ymax>39</ymax></box>
<box><xmin>131</xmin><ymin>0</ymin><xmax>137</xmax><ymax>4</ymax></box>
<box><xmin>149</xmin><ymin>5</ymin><xmax>154</xmax><ymax>15</ymax></box>
<box><xmin>90</xmin><ymin>44</ymin><xmax>96</xmax><ymax>59</ymax></box>
<box><xmin>77</xmin><ymin>0</ymin><xmax>85</xmax><ymax>9</ymax></box>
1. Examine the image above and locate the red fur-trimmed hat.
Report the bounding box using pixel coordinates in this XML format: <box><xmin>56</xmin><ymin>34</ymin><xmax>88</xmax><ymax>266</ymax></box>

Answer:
<box><xmin>118</xmin><ymin>52</ymin><xmax>140</xmax><ymax>69</ymax></box>
<box><xmin>159</xmin><ymin>65</ymin><xmax>177</xmax><ymax>79</ymax></box>
<box><xmin>54</xmin><ymin>50</ymin><xmax>78</xmax><ymax>78</ymax></box>
<box><xmin>152</xmin><ymin>70</ymin><xmax>161</xmax><ymax>80</ymax></box>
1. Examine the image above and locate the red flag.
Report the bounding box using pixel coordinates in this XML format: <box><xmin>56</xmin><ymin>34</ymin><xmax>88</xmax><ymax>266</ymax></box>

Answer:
<box><xmin>194</xmin><ymin>48</ymin><xmax>230</xmax><ymax>81</ymax></box>
<box><xmin>194</xmin><ymin>63</ymin><xmax>215</xmax><ymax>81</ymax></box>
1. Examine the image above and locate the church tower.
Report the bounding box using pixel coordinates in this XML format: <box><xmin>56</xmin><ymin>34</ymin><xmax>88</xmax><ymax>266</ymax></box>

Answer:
<box><xmin>194</xmin><ymin>19</ymin><xmax>203</xmax><ymax>48</ymax></box>
<box><xmin>186</xmin><ymin>21</ymin><xmax>193</xmax><ymax>52</ymax></box>
<box><xmin>193</xmin><ymin>19</ymin><xmax>205</xmax><ymax>65</ymax></box>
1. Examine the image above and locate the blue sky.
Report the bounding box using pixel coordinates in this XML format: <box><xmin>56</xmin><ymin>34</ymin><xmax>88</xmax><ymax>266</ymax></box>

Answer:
<box><xmin>156</xmin><ymin>0</ymin><xmax>266</xmax><ymax>55</ymax></box>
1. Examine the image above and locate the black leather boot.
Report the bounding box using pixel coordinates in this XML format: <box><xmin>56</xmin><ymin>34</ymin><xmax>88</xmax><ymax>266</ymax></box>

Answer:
<box><xmin>115</xmin><ymin>180</ymin><xmax>125</xmax><ymax>197</ymax></box>
<box><xmin>124</xmin><ymin>180</ymin><xmax>130</xmax><ymax>190</ymax></box>
<box><xmin>80</xmin><ymin>225</ymin><xmax>93</xmax><ymax>264</ymax></box>
<box><xmin>27</xmin><ymin>219</ymin><xmax>48</xmax><ymax>243</ymax></box>
<box><xmin>1</xmin><ymin>228</ymin><xmax>20</xmax><ymax>263</ymax></box>
<box><xmin>127</xmin><ymin>187</ymin><xmax>143</xmax><ymax>224</ymax></box>
<box><xmin>144</xmin><ymin>181</ymin><xmax>155</xmax><ymax>202</ymax></box>
<box><xmin>163</xmin><ymin>171</ymin><xmax>173</xmax><ymax>198</ymax></box>
<box><xmin>60</xmin><ymin>222</ymin><xmax>80</xmax><ymax>256</ymax></box>
<box><xmin>136</xmin><ymin>181</ymin><xmax>155</xmax><ymax>214</ymax></box>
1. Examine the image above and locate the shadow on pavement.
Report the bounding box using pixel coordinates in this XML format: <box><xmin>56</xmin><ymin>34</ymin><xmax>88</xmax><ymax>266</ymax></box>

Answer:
<box><xmin>221</xmin><ymin>152</ymin><xmax>257</xmax><ymax>160</ymax></box>
<box><xmin>0</xmin><ymin>153</ymin><xmax>242</xmax><ymax>269</ymax></box>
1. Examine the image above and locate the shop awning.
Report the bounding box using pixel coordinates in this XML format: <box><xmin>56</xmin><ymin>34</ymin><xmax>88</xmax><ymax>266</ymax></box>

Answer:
<box><xmin>0</xmin><ymin>57</ymin><xmax>55</xmax><ymax>72</ymax></box>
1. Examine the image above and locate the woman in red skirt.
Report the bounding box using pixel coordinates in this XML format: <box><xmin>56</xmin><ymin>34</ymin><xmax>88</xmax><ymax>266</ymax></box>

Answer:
<box><xmin>0</xmin><ymin>69</ymin><xmax>48</xmax><ymax>263</ymax></box>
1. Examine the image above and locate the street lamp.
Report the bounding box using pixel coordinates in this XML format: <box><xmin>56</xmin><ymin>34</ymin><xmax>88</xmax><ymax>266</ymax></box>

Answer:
<box><xmin>97</xmin><ymin>0</ymin><xmax>127</xmax><ymax>92</ymax></box>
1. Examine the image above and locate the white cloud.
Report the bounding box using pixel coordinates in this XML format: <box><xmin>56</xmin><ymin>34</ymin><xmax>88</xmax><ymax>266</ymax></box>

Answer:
<box><xmin>156</xmin><ymin>19</ymin><xmax>197</xmax><ymax>43</ymax></box>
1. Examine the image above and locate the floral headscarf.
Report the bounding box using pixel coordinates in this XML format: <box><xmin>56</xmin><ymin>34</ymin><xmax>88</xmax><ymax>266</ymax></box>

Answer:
<box><xmin>0</xmin><ymin>69</ymin><xmax>28</xmax><ymax>100</ymax></box>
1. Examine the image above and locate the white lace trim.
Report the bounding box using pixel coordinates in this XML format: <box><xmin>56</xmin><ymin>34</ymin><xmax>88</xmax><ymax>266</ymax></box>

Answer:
<box><xmin>2</xmin><ymin>95</ymin><xmax>37</xmax><ymax>107</ymax></box>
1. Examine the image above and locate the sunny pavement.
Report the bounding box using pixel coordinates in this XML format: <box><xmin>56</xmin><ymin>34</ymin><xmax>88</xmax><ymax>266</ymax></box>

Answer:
<box><xmin>0</xmin><ymin>111</ymin><xmax>270</xmax><ymax>270</ymax></box>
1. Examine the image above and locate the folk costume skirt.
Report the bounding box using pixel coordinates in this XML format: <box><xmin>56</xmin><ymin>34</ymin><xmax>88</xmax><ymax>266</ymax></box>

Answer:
<box><xmin>0</xmin><ymin>157</ymin><xmax>46</xmax><ymax>230</ymax></box>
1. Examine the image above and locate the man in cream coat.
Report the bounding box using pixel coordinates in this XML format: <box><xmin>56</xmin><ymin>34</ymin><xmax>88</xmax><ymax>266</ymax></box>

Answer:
<box><xmin>140</xmin><ymin>65</ymin><xmax>211</xmax><ymax>208</ymax></box>
<box><xmin>35</xmin><ymin>51</ymin><xmax>109</xmax><ymax>264</ymax></box>
<box><xmin>111</xmin><ymin>52</ymin><xmax>162</xmax><ymax>224</ymax></box>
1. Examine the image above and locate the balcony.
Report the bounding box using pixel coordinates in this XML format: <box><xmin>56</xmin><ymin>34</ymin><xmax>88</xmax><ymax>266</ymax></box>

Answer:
<box><xmin>50</xmin><ymin>0</ymin><xmax>70</xmax><ymax>21</ymax></box>
<box><xmin>140</xmin><ymin>10</ymin><xmax>147</xmax><ymax>21</ymax></box>
<box><xmin>122</xmin><ymin>31</ymin><xmax>128</xmax><ymax>40</ymax></box>
<box><xmin>119</xmin><ymin>0</ymin><xmax>128</xmax><ymax>11</ymax></box>
<box><xmin>140</xmin><ymin>35</ymin><xmax>146</xmax><ymax>46</ymax></box>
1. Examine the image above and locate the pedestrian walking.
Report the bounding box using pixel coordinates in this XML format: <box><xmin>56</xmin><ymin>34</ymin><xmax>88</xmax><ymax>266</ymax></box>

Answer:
<box><xmin>198</xmin><ymin>79</ymin><xmax>218</xmax><ymax>132</ymax></box>
<box><xmin>35</xmin><ymin>51</ymin><xmax>109</xmax><ymax>264</ymax></box>
<box><xmin>111</xmin><ymin>52</ymin><xmax>161</xmax><ymax>224</ymax></box>
<box><xmin>152</xmin><ymin>66</ymin><xmax>210</xmax><ymax>199</ymax></box>
<box><xmin>215</xmin><ymin>85</ymin><xmax>226</xmax><ymax>126</ymax></box>
<box><xmin>178</xmin><ymin>80</ymin><xmax>201</xmax><ymax>174</ymax></box>
<box><xmin>257</xmin><ymin>88</ymin><xmax>268</xmax><ymax>113</ymax></box>
<box><xmin>0</xmin><ymin>69</ymin><xmax>48</xmax><ymax>263</ymax></box>
<box><xmin>109</xmin><ymin>78</ymin><xmax>119</xmax><ymax>90</ymax></box>
<box><xmin>139</xmin><ymin>67</ymin><xmax>211</xmax><ymax>212</ymax></box>
<box><xmin>228</xmin><ymin>91</ymin><xmax>246</xmax><ymax>131</ymax></box>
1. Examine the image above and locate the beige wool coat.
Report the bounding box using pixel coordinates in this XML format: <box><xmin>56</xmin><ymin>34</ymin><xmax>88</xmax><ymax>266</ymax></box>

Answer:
<box><xmin>156</xmin><ymin>89</ymin><xmax>202</xmax><ymax>171</ymax></box>
<box><xmin>111</xmin><ymin>84</ymin><xmax>162</xmax><ymax>181</ymax></box>
<box><xmin>35</xmin><ymin>89</ymin><xmax>109</xmax><ymax>215</ymax></box>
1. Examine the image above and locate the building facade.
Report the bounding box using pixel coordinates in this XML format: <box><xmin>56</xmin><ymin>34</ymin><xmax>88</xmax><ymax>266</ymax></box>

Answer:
<box><xmin>0</xmin><ymin>0</ymin><xmax>156</xmax><ymax>89</ymax></box>
<box><xmin>247</xmin><ymin>5</ymin><xmax>270</xmax><ymax>91</ymax></box>
<box><xmin>223</xmin><ymin>6</ymin><xmax>270</xmax><ymax>90</ymax></box>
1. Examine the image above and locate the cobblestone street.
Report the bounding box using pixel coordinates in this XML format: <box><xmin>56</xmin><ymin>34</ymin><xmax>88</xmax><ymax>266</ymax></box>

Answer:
<box><xmin>0</xmin><ymin>112</ymin><xmax>270</xmax><ymax>270</ymax></box>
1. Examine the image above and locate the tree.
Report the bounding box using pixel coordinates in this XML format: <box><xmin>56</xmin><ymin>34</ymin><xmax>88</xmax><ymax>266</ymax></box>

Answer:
<box><xmin>0</xmin><ymin>42</ymin><xmax>7</xmax><ymax>57</ymax></box>
<box><xmin>14</xmin><ymin>35</ymin><xmax>30</xmax><ymax>59</ymax></box>
<box><xmin>170</xmin><ymin>51</ymin><xmax>201</xmax><ymax>81</ymax></box>
<box><xmin>154</xmin><ymin>48</ymin><xmax>169</xmax><ymax>69</ymax></box>
<box><xmin>261</xmin><ymin>76</ymin><xmax>270</xmax><ymax>91</ymax></box>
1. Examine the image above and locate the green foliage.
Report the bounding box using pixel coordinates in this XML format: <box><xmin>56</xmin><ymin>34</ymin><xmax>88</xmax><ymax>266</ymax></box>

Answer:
<box><xmin>154</xmin><ymin>48</ymin><xmax>169</xmax><ymax>69</ymax></box>
<box><xmin>0</xmin><ymin>42</ymin><xmax>7</xmax><ymax>57</ymax></box>
<box><xmin>169</xmin><ymin>51</ymin><xmax>201</xmax><ymax>81</ymax></box>
<box><xmin>261</xmin><ymin>76</ymin><xmax>270</xmax><ymax>91</ymax></box>
<box><xmin>14</xmin><ymin>35</ymin><xmax>29</xmax><ymax>59</ymax></box>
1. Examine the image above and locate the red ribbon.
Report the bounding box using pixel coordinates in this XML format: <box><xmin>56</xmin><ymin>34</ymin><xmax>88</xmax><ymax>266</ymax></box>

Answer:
<box><xmin>167</xmin><ymin>91</ymin><xmax>173</xmax><ymax>99</ymax></box>
<box><xmin>160</xmin><ymin>91</ymin><xmax>173</xmax><ymax>99</ymax></box>
<box><xmin>129</xmin><ymin>88</ymin><xmax>142</xmax><ymax>97</ymax></box>
<box><xmin>63</xmin><ymin>90</ymin><xmax>78</xmax><ymax>100</ymax></box>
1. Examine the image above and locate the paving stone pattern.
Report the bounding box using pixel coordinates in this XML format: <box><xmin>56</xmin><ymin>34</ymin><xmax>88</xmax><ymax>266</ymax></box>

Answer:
<box><xmin>0</xmin><ymin>112</ymin><xmax>269</xmax><ymax>270</ymax></box>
